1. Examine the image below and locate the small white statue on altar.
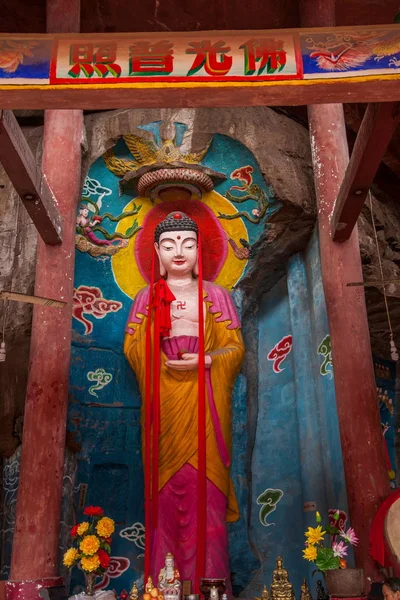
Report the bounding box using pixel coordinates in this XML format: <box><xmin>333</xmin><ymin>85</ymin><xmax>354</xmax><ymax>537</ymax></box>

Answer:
<box><xmin>158</xmin><ymin>552</ymin><xmax>181</xmax><ymax>600</ymax></box>
<box><xmin>210</xmin><ymin>587</ymin><xmax>219</xmax><ymax>600</ymax></box>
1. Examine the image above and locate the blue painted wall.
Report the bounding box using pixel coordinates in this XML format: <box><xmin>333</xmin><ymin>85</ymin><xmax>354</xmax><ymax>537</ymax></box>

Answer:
<box><xmin>245</xmin><ymin>230</ymin><xmax>349</xmax><ymax>597</ymax></box>
<box><xmin>374</xmin><ymin>356</ymin><xmax>397</xmax><ymax>488</ymax></box>
<box><xmin>248</xmin><ymin>275</ymin><xmax>304</xmax><ymax>595</ymax></box>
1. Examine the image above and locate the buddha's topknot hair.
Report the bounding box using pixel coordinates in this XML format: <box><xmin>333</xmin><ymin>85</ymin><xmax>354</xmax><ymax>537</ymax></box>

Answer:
<box><xmin>154</xmin><ymin>211</ymin><xmax>198</xmax><ymax>243</ymax></box>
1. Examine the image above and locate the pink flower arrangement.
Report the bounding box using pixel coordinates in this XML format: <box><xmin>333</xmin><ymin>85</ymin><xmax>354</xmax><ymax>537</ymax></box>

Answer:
<box><xmin>302</xmin><ymin>510</ymin><xmax>359</xmax><ymax>573</ymax></box>
<box><xmin>332</xmin><ymin>541</ymin><xmax>348</xmax><ymax>558</ymax></box>
<box><xmin>340</xmin><ymin>527</ymin><xmax>359</xmax><ymax>546</ymax></box>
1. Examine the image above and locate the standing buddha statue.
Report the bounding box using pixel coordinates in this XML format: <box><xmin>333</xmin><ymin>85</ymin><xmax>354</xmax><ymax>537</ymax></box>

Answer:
<box><xmin>124</xmin><ymin>211</ymin><xmax>244</xmax><ymax>592</ymax></box>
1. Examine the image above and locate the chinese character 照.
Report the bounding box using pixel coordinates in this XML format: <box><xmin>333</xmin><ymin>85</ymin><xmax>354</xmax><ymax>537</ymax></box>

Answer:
<box><xmin>68</xmin><ymin>43</ymin><xmax>121</xmax><ymax>78</ymax></box>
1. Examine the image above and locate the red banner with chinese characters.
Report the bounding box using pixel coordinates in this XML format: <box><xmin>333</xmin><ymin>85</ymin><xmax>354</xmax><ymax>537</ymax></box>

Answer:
<box><xmin>1</xmin><ymin>27</ymin><xmax>400</xmax><ymax>86</ymax></box>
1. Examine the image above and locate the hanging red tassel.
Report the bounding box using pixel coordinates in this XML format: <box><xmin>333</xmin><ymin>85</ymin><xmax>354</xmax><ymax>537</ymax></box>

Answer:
<box><xmin>146</xmin><ymin>233</ymin><xmax>206</xmax><ymax>586</ymax></box>
<box><xmin>152</xmin><ymin>283</ymin><xmax>161</xmax><ymax>530</ymax></box>
<box><xmin>152</xmin><ymin>279</ymin><xmax>176</xmax><ymax>529</ymax></box>
<box><xmin>144</xmin><ymin>247</ymin><xmax>156</xmax><ymax>582</ymax></box>
<box><xmin>195</xmin><ymin>233</ymin><xmax>207</xmax><ymax>592</ymax></box>
<box><xmin>155</xmin><ymin>279</ymin><xmax>176</xmax><ymax>337</ymax></box>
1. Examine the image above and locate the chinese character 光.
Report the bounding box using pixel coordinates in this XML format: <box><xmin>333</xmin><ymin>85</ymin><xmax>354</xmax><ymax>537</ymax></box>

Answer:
<box><xmin>186</xmin><ymin>40</ymin><xmax>232</xmax><ymax>76</ymax></box>
<box><xmin>129</xmin><ymin>41</ymin><xmax>173</xmax><ymax>76</ymax></box>
<box><xmin>240</xmin><ymin>38</ymin><xmax>287</xmax><ymax>75</ymax></box>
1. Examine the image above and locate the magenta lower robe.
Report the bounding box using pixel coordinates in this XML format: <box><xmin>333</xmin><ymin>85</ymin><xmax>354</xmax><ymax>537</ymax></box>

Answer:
<box><xmin>151</xmin><ymin>463</ymin><xmax>232</xmax><ymax>595</ymax></box>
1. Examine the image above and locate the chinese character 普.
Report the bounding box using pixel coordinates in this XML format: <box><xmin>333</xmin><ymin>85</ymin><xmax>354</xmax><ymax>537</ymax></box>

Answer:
<box><xmin>239</xmin><ymin>39</ymin><xmax>287</xmax><ymax>75</ymax></box>
<box><xmin>129</xmin><ymin>41</ymin><xmax>174</xmax><ymax>76</ymax></box>
<box><xmin>186</xmin><ymin>40</ymin><xmax>232</xmax><ymax>76</ymax></box>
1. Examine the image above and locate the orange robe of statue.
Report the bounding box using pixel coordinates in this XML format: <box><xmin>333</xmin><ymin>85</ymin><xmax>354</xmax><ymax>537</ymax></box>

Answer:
<box><xmin>124</xmin><ymin>281</ymin><xmax>244</xmax><ymax>583</ymax></box>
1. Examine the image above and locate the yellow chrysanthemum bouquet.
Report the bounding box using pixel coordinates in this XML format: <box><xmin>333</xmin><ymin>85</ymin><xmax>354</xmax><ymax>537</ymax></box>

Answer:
<box><xmin>303</xmin><ymin>510</ymin><xmax>358</xmax><ymax>574</ymax></box>
<box><xmin>63</xmin><ymin>505</ymin><xmax>115</xmax><ymax>596</ymax></box>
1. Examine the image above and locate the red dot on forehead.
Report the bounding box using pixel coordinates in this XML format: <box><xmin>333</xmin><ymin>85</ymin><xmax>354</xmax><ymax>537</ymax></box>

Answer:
<box><xmin>173</xmin><ymin>213</ymin><xmax>182</xmax><ymax>219</ymax></box>
<box><xmin>177</xmin><ymin>235</ymin><xmax>181</xmax><ymax>239</ymax></box>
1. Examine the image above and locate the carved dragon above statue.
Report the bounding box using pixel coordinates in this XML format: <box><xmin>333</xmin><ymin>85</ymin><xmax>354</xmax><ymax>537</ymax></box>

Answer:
<box><xmin>103</xmin><ymin>121</ymin><xmax>226</xmax><ymax>200</ymax></box>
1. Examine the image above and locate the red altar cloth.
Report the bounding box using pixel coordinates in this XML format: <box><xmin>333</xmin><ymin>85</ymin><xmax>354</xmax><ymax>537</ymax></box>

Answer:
<box><xmin>331</xmin><ymin>597</ymin><xmax>365</xmax><ymax>600</ymax></box>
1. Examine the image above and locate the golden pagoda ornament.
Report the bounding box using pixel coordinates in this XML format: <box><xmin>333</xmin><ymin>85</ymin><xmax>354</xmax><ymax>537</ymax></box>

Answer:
<box><xmin>300</xmin><ymin>579</ymin><xmax>311</xmax><ymax>600</ymax></box>
<box><xmin>262</xmin><ymin>585</ymin><xmax>270</xmax><ymax>600</ymax></box>
<box><xmin>270</xmin><ymin>556</ymin><xmax>295</xmax><ymax>600</ymax></box>
<box><xmin>130</xmin><ymin>582</ymin><xmax>139</xmax><ymax>600</ymax></box>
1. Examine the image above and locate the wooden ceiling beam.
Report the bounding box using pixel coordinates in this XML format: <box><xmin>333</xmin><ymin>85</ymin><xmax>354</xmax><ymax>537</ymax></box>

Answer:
<box><xmin>331</xmin><ymin>102</ymin><xmax>400</xmax><ymax>243</ymax></box>
<box><xmin>343</xmin><ymin>103</ymin><xmax>400</xmax><ymax>178</ymax></box>
<box><xmin>0</xmin><ymin>110</ymin><xmax>62</xmax><ymax>245</ymax></box>
<box><xmin>1</xmin><ymin>77</ymin><xmax>400</xmax><ymax>110</ymax></box>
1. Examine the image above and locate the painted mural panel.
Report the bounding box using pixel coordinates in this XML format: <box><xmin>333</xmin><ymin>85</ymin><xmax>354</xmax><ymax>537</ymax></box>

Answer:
<box><xmin>0</xmin><ymin>448</ymin><xmax>21</xmax><ymax>580</ymax></box>
<box><xmin>304</xmin><ymin>230</ymin><xmax>348</xmax><ymax>514</ymax></box>
<box><xmin>0</xmin><ymin>39</ymin><xmax>52</xmax><ymax>82</ymax></box>
<box><xmin>245</xmin><ymin>234</ymin><xmax>351</xmax><ymax>597</ymax></box>
<box><xmin>1</xmin><ymin>447</ymin><xmax>77</xmax><ymax>584</ymax></box>
<box><xmin>300</xmin><ymin>28</ymin><xmax>400</xmax><ymax>78</ymax></box>
<box><xmin>248</xmin><ymin>276</ymin><xmax>304</xmax><ymax>596</ymax></box>
<box><xmin>374</xmin><ymin>356</ymin><xmax>397</xmax><ymax>487</ymax></box>
<box><xmin>228</xmin><ymin>372</ymin><xmax>259</xmax><ymax>594</ymax></box>
<box><xmin>68</xmin><ymin>123</ymin><xmax>278</xmax><ymax>595</ymax></box>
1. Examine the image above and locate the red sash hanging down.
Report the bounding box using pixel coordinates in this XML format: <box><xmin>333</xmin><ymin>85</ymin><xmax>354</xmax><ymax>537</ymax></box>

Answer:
<box><xmin>152</xmin><ymin>277</ymin><xmax>176</xmax><ymax>531</ymax></box>
<box><xmin>144</xmin><ymin>238</ymin><xmax>207</xmax><ymax>591</ymax></box>
<box><xmin>195</xmin><ymin>233</ymin><xmax>207</xmax><ymax>592</ymax></box>
<box><xmin>144</xmin><ymin>249</ymin><xmax>156</xmax><ymax>582</ymax></box>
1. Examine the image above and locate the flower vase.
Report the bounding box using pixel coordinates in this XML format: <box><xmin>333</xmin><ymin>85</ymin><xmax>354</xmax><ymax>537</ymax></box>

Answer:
<box><xmin>85</xmin><ymin>573</ymin><xmax>97</xmax><ymax>597</ymax></box>
<box><xmin>324</xmin><ymin>568</ymin><xmax>365</xmax><ymax>598</ymax></box>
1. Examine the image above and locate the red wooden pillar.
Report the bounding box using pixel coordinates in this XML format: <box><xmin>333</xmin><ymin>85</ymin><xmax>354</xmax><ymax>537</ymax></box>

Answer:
<box><xmin>6</xmin><ymin>3</ymin><xmax>82</xmax><ymax>600</ymax></box>
<box><xmin>300</xmin><ymin>0</ymin><xmax>390</xmax><ymax>582</ymax></box>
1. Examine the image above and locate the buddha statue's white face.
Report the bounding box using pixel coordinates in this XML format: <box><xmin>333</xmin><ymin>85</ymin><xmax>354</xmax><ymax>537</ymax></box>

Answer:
<box><xmin>156</xmin><ymin>230</ymin><xmax>198</xmax><ymax>278</ymax></box>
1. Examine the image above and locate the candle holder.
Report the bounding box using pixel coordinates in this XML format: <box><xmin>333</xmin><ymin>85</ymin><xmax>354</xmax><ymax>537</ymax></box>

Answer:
<box><xmin>199</xmin><ymin>579</ymin><xmax>226</xmax><ymax>600</ymax></box>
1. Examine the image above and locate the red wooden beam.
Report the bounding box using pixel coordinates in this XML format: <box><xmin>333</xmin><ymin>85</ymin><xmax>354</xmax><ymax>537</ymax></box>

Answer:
<box><xmin>304</xmin><ymin>0</ymin><xmax>391</xmax><ymax>582</ymax></box>
<box><xmin>0</xmin><ymin>109</ymin><xmax>62</xmax><ymax>245</ymax></box>
<box><xmin>1</xmin><ymin>77</ymin><xmax>400</xmax><ymax>110</ymax></box>
<box><xmin>331</xmin><ymin>101</ymin><xmax>400</xmax><ymax>242</ymax></box>
<box><xmin>7</xmin><ymin>1</ymin><xmax>82</xmax><ymax>598</ymax></box>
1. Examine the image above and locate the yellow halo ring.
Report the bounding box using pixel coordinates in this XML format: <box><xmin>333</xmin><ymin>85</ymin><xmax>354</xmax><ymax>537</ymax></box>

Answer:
<box><xmin>112</xmin><ymin>190</ymin><xmax>248</xmax><ymax>299</ymax></box>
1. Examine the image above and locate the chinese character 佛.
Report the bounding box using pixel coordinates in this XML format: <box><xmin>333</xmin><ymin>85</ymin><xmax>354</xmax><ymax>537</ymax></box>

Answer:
<box><xmin>129</xmin><ymin>41</ymin><xmax>174</xmax><ymax>76</ymax></box>
<box><xmin>68</xmin><ymin>43</ymin><xmax>121</xmax><ymax>78</ymax></box>
<box><xmin>186</xmin><ymin>40</ymin><xmax>232</xmax><ymax>76</ymax></box>
<box><xmin>239</xmin><ymin>38</ymin><xmax>287</xmax><ymax>75</ymax></box>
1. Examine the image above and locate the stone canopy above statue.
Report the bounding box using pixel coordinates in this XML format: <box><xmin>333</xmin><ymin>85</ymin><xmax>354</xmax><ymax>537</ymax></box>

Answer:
<box><xmin>103</xmin><ymin>121</ymin><xmax>226</xmax><ymax>200</ymax></box>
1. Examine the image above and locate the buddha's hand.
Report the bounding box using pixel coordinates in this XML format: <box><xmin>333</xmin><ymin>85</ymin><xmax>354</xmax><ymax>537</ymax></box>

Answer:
<box><xmin>166</xmin><ymin>353</ymin><xmax>212</xmax><ymax>371</ymax></box>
